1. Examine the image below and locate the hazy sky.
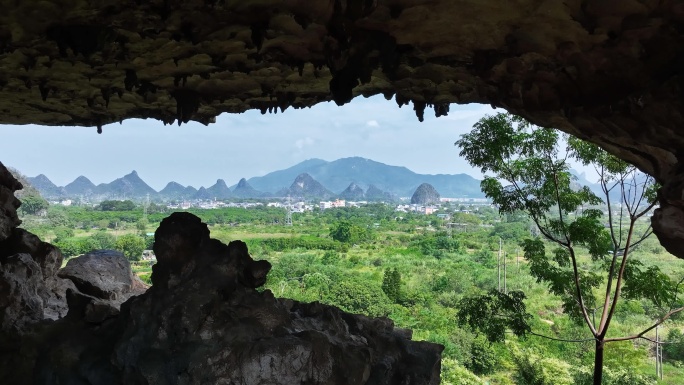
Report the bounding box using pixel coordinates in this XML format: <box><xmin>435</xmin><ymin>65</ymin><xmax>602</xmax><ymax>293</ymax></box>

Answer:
<box><xmin>0</xmin><ymin>96</ymin><xmax>498</xmax><ymax>191</ymax></box>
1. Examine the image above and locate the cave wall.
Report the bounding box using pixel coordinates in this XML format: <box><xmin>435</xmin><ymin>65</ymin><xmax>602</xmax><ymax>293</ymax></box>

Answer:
<box><xmin>1</xmin><ymin>1</ymin><xmax>684</xmax><ymax>254</ymax></box>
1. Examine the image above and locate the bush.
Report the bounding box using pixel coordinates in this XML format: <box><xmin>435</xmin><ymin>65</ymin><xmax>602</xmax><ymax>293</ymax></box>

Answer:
<box><xmin>512</xmin><ymin>347</ymin><xmax>573</xmax><ymax>385</ymax></box>
<box><xmin>324</xmin><ymin>279</ymin><xmax>391</xmax><ymax>317</ymax></box>
<box><xmin>665</xmin><ymin>328</ymin><xmax>684</xmax><ymax>362</ymax></box>
<box><xmin>441</xmin><ymin>358</ymin><xmax>483</xmax><ymax>385</ymax></box>
<box><xmin>89</xmin><ymin>231</ymin><xmax>116</xmax><ymax>249</ymax></box>
<box><xmin>573</xmin><ymin>366</ymin><xmax>656</xmax><ymax>385</ymax></box>
<box><xmin>466</xmin><ymin>338</ymin><xmax>498</xmax><ymax>375</ymax></box>
<box><xmin>321</xmin><ymin>250</ymin><xmax>339</xmax><ymax>265</ymax></box>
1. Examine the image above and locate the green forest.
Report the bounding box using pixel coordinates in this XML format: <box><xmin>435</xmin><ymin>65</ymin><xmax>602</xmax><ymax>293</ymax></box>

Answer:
<box><xmin>15</xmin><ymin>114</ymin><xmax>684</xmax><ymax>384</ymax></box>
<box><xmin>16</xmin><ymin>200</ymin><xmax>684</xmax><ymax>384</ymax></box>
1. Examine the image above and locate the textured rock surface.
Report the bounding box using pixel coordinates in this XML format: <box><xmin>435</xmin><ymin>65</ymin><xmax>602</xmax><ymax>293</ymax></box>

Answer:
<box><xmin>58</xmin><ymin>250</ymin><xmax>147</xmax><ymax>304</ymax></box>
<box><xmin>0</xmin><ymin>1</ymin><xmax>684</xmax><ymax>255</ymax></box>
<box><xmin>410</xmin><ymin>183</ymin><xmax>440</xmax><ymax>205</ymax></box>
<box><xmin>0</xmin><ymin>163</ymin><xmax>22</xmax><ymax>241</ymax></box>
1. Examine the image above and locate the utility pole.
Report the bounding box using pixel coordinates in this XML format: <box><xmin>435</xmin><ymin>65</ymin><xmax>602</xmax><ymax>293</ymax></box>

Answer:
<box><xmin>656</xmin><ymin>326</ymin><xmax>664</xmax><ymax>380</ymax></box>
<box><xmin>497</xmin><ymin>237</ymin><xmax>502</xmax><ymax>292</ymax></box>
<box><xmin>285</xmin><ymin>196</ymin><xmax>293</xmax><ymax>226</ymax></box>
<box><xmin>503</xmin><ymin>251</ymin><xmax>507</xmax><ymax>294</ymax></box>
<box><xmin>143</xmin><ymin>193</ymin><xmax>150</xmax><ymax>222</ymax></box>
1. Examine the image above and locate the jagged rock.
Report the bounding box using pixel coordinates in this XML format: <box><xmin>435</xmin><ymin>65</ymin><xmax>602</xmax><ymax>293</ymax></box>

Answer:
<box><xmin>58</xmin><ymin>250</ymin><xmax>147</xmax><ymax>306</ymax></box>
<box><xmin>0</xmin><ymin>227</ymin><xmax>74</xmax><ymax>320</ymax></box>
<box><xmin>0</xmin><ymin>253</ymin><xmax>45</xmax><ymax>333</ymax></box>
<box><xmin>1</xmin><ymin>228</ymin><xmax>62</xmax><ymax>279</ymax></box>
<box><xmin>0</xmin><ymin>163</ymin><xmax>22</xmax><ymax>241</ymax></box>
<box><xmin>106</xmin><ymin>212</ymin><xmax>442</xmax><ymax>384</ymax></box>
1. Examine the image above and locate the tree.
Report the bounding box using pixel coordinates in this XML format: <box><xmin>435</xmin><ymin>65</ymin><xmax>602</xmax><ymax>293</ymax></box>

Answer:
<box><xmin>115</xmin><ymin>234</ymin><xmax>145</xmax><ymax>261</ymax></box>
<box><xmin>99</xmin><ymin>200</ymin><xmax>136</xmax><ymax>211</ymax></box>
<box><xmin>455</xmin><ymin>112</ymin><xmax>684</xmax><ymax>384</ymax></box>
<box><xmin>382</xmin><ymin>268</ymin><xmax>401</xmax><ymax>302</ymax></box>
<box><xmin>19</xmin><ymin>194</ymin><xmax>48</xmax><ymax>215</ymax></box>
<box><xmin>329</xmin><ymin>221</ymin><xmax>368</xmax><ymax>244</ymax></box>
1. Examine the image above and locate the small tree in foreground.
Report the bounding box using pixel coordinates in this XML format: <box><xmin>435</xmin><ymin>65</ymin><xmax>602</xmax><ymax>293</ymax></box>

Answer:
<box><xmin>455</xmin><ymin>113</ymin><xmax>684</xmax><ymax>385</ymax></box>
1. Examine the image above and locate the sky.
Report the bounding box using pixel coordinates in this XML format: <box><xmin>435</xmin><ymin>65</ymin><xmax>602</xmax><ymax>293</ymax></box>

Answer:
<box><xmin>0</xmin><ymin>96</ymin><xmax>498</xmax><ymax>191</ymax></box>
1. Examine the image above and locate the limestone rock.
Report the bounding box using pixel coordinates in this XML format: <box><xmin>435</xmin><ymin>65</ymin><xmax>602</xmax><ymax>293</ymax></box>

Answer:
<box><xmin>411</xmin><ymin>183</ymin><xmax>440</xmax><ymax>205</ymax></box>
<box><xmin>0</xmin><ymin>228</ymin><xmax>79</xmax><ymax>321</ymax></box>
<box><xmin>0</xmin><ymin>162</ymin><xmax>22</xmax><ymax>242</ymax></box>
<box><xmin>108</xmin><ymin>212</ymin><xmax>442</xmax><ymax>385</ymax></box>
<box><xmin>1</xmin><ymin>227</ymin><xmax>63</xmax><ymax>279</ymax></box>
<box><xmin>58</xmin><ymin>250</ymin><xmax>147</xmax><ymax>306</ymax></box>
<box><xmin>0</xmin><ymin>253</ymin><xmax>45</xmax><ymax>333</ymax></box>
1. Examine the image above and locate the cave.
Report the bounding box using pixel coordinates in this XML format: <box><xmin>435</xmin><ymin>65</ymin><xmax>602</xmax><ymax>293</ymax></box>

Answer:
<box><xmin>1</xmin><ymin>1</ymin><xmax>684</xmax><ymax>383</ymax></box>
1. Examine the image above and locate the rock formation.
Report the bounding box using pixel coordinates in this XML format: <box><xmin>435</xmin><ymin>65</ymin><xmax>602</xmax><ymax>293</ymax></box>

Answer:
<box><xmin>411</xmin><ymin>183</ymin><xmax>440</xmax><ymax>205</ymax></box>
<box><xmin>286</xmin><ymin>173</ymin><xmax>335</xmax><ymax>199</ymax></box>
<box><xmin>0</xmin><ymin>161</ymin><xmax>442</xmax><ymax>384</ymax></box>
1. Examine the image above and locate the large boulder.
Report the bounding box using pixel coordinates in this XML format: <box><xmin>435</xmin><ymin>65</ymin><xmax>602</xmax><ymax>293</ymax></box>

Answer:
<box><xmin>58</xmin><ymin>250</ymin><xmax>146</xmax><ymax>303</ymax></box>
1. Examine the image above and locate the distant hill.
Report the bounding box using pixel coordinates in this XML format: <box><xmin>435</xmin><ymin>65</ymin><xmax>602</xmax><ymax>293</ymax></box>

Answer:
<box><xmin>193</xmin><ymin>187</ymin><xmax>211</xmax><ymax>200</ymax></box>
<box><xmin>65</xmin><ymin>176</ymin><xmax>96</xmax><ymax>196</ymax></box>
<box><xmin>339</xmin><ymin>182</ymin><xmax>365</xmax><ymax>201</ymax></box>
<box><xmin>365</xmin><ymin>184</ymin><xmax>394</xmax><ymax>201</ymax></box>
<box><xmin>233</xmin><ymin>178</ymin><xmax>263</xmax><ymax>198</ymax></box>
<box><xmin>27</xmin><ymin>174</ymin><xmax>65</xmax><ymax>199</ymax></box>
<box><xmin>411</xmin><ymin>183</ymin><xmax>441</xmax><ymax>205</ymax></box>
<box><xmin>159</xmin><ymin>182</ymin><xmax>197</xmax><ymax>200</ymax></box>
<box><xmin>285</xmin><ymin>173</ymin><xmax>335</xmax><ymax>199</ymax></box>
<box><xmin>206</xmin><ymin>179</ymin><xmax>233</xmax><ymax>199</ymax></box>
<box><xmin>338</xmin><ymin>182</ymin><xmax>394</xmax><ymax>202</ymax></box>
<box><xmin>247</xmin><ymin>157</ymin><xmax>483</xmax><ymax>198</ymax></box>
<box><xmin>96</xmin><ymin>171</ymin><xmax>157</xmax><ymax>199</ymax></box>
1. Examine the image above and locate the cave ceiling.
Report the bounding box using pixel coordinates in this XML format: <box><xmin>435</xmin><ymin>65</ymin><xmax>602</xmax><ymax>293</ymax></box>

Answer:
<box><xmin>1</xmin><ymin>1</ymin><xmax>684</xmax><ymax>183</ymax></box>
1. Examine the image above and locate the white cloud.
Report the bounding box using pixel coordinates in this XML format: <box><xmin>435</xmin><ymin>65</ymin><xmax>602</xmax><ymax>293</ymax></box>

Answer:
<box><xmin>366</xmin><ymin>120</ymin><xmax>379</xmax><ymax>127</ymax></box>
<box><xmin>295</xmin><ymin>137</ymin><xmax>315</xmax><ymax>150</ymax></box>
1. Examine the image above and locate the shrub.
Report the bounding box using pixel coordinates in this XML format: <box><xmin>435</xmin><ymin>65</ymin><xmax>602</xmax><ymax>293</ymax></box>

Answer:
<box><xmin>665</xmin><ymin>328</ymin><xmax>684</xmax><ymax>362</ymax></box>
<box><xmin>512</xmin><ymin>347</ymin><xmax>573</xmax><ymax>385</ymax></box>
<box><xmin>466</xmin><ymin>338</ymin><xmax>498</xmax><ymax>375</ymax></box>
<box><xmin>324</xmin><ymin>279</ymin><xmax>391</xmax><ymax>317</ymax></box>
<box><xmin>441</xmin><ymin>358</ymin><xmax>483</xmax><ymax>385</ymax></box>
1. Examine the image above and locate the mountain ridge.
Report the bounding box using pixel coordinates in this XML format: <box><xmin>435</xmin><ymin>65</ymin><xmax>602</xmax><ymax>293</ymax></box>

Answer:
<box><xmin>26</xmin><ymin>157</ymin><xmax>487</xmax><ymax>201</ymax></box>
